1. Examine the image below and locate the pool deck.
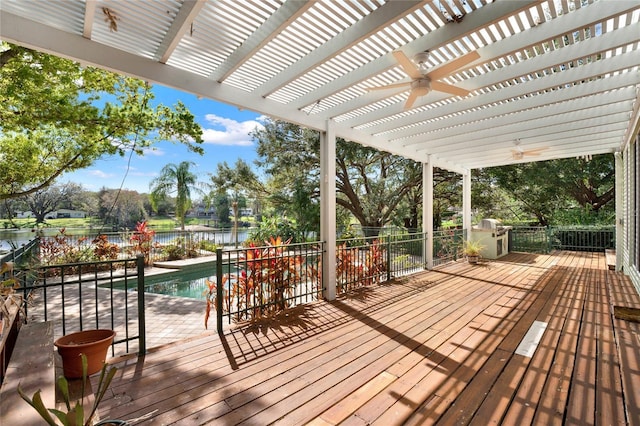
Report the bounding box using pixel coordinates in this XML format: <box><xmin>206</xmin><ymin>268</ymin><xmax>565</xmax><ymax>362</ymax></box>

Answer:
<box><xmin>152</xmin><ymin>254</ymin><xmax>218</xmax><ymax>271</ymax></box>
<box><xmin>28</xmin><ymin>255</ymin><xmax>221</xmax><ymax>359</ymax></box>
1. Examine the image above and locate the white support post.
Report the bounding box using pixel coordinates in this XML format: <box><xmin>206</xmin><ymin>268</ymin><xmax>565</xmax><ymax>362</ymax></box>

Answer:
<box><xmin>615</xmin><ymin>151</ymin><xmax>624</xmax><ymax>271</ymax></box>
<box><xmin>463</xmin><ymin>170</ymin><xmax>472</xmax><ymax>241</ymax></box>
<box><xmin>320</xmin><ymin>120</ymin><xmax>337</xmax><ymax>300</ymax></box>
<box><xmin>423</xmin><ymin>159</ymin><xmax>434</xmax><ymax>269</ymax></box>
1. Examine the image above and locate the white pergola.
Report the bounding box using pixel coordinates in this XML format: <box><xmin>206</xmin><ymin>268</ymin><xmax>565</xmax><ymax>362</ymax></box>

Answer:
<box><xmin>2</xmin><ymin>0</ymin><xmax>639</xmax><ymax>298</ymax></box>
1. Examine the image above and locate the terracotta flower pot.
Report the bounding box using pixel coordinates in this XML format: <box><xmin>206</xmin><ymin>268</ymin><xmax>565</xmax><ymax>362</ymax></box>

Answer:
<box><xmin>54</xmin><ymin>329</ymin><xmax>116</xmax><ymax>378</ymax></box>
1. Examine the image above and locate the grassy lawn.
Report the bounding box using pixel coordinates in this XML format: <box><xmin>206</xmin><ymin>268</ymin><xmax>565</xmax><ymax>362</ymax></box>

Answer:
<box><xmin>3</xmin><ymin>217</ymin><xmax>101</xmax><ymax>229</ymax></box>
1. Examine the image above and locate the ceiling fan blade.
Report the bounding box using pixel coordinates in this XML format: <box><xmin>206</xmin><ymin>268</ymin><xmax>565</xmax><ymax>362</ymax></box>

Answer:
<box><xmin>392</xmin><ymin>50</ymin><xmax>422</xmax><ymax>79</ymax></box>
<box><xmin>404</xmin><ymin>90</ymin><xmax>419</xmax><ymax>109</ymax></box>
<box><xmin>522</xmin><ymin>147</ymin><xmax>548</xmax><ymax>156</ymax></box>
<box><xmin>367</xmin><ymin>82</ymin><xmax>412</xmax><ymax>91</ymax></box>
<box><xmin>430</xmin><ymin>81</ymin><xmax>470</xmax><ymax>97</ymax></box>
<box><xmin>427</xmin><ymin>51</ymin><xmax>480</xmax><ymax>80</ymax></box>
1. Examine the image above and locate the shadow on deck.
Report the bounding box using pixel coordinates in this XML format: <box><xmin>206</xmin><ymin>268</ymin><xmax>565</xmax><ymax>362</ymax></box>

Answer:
<box><xmin>89</xmin><ymin>251</ymin><xmax>639</xmax><ymax>425</ymax></box>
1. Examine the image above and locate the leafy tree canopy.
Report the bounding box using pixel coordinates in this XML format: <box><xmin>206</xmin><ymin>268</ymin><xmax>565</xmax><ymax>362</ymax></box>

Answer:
<box><xmin>249</xmin><ymin>119</ymin><xmax>427</xmax><ymax>236</ymax></box>
<box><xmin>480</xmin><ymin>154</ymin><xmax>615</xmax><ymax>226</ymax></box>
<box><xmin>0</xmin><ymin>43</ymin><xmax>204</xmax><ymax>201</ymax></box>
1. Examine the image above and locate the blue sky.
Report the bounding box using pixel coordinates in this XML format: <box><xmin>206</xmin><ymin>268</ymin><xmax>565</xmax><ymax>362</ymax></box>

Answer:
<box><xmin>63</xmin><ymin>84</ymin><xmax>264</xmax><ymax>195</ymax></box>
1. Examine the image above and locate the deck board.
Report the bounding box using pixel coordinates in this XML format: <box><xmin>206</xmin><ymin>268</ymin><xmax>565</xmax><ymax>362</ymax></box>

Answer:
<box><xmin>89</xmin><ymin>251</ymin><xmax>640</xmax><ymax>425</ymax></box>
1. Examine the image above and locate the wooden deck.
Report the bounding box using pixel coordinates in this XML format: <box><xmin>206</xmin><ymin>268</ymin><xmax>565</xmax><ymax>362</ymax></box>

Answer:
<box><xmin>94</xmin><ymin>251</ymin><xmax>640</xmax><ymax>425</ymax></box>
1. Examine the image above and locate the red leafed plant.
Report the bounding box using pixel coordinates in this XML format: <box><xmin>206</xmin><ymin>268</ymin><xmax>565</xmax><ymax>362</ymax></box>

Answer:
<box><xmin>204</xmin><ymin>236</ymin><xmax>313</xmax><ymax>326</ymax></box>
<box><xmin>39</xmin><ymin>228</ymin><xmax>91</xmax><ymax>265</ymax></box>
<box><xmin>128</xmin><ymin>221</ymin><xmax>156</xmax><ymax>266</ymax></box>
<box><xmin>92</xmin><ymin>234</ymin><xmax>120</xmax><ymax>261</ymax></box>
<box><xmin>336</xmin><ymin>239</ymin><xmax>387</xmax><ymax>292</ymax></box>
<box><xmin>204</xmin><ymin>274</ymin><xmax>229</xmax><ymax>330</ymax></box>
<box><xmin>235</xmin><ymin>236</ymin><xmax>305</xmax><ymax>320</ymax></box>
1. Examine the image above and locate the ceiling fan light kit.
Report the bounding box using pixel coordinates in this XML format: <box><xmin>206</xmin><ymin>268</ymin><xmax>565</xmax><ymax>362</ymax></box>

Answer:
<box><xmin>369</xmin><ymin>49</ymin><xmax>479</xmax><ymax>109</ymax></box>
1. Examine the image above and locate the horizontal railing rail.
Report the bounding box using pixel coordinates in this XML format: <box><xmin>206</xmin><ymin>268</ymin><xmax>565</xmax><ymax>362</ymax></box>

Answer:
<box><xmin>13</xmin><ymin>255</ymin><xmax>146</xmax><ymax>356</ymax></box>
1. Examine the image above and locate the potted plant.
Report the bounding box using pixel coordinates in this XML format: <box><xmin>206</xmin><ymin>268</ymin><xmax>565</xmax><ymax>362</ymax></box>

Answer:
<box><xmin>463</xmin><ymin>239</ymin><xmax>484</xmax><ymax>264</ymax></box>
<box><xmin>54</xmin><ymin>329</ymin><xmax>116</xmax><ymax>379</ymax></box>
<box><xmin>18</xmin><ymin>353</ymin><xmax>128</xmax><ymax>425</ymax></box>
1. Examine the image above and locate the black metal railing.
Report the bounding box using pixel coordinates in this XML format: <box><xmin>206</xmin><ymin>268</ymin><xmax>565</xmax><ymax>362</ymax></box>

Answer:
<box><xmin>13</xmin><ymin>255</ymin><xmax>146</xmax><ymax>356</ymax></box>
<box><xmin>509</xmin><ymin>226</ymin><xmax>549</xmax><ymax>253</ymax></box>
<box><xmin>334</xmin><ymin>233</ymin><xmax>429</xmax><ymax>294</ymax></box>
<box><xmin>214</xmin><ymin>242</ymin><xmax>324</xmax><ymax>331</ymax></box>
<box><xmin>0</xmin><ymin>237</ymin><xmax>40</xmax><ymax>267</ymax></box>
<box><xmin>433</xmin><ymin>228</ymin><xmax>464</xmax><ymax>266</ymax></box>
<box><xmin>509</xmin><ymin>225</ymin><xmax>616</xmax><ymax>253</ymax></box>
<box><xmin>548</xmin><ymin>226</ymin><xmax>615</xmax><ymax>252</ymax></box>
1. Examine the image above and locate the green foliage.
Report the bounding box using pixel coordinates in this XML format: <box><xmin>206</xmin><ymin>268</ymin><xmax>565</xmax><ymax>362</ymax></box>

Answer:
<box><xmin>161</xmin><ymin>244</ymin><xmax>186</xmax><ymax>261</ymax></box>
<box><xmin>0</xmin><ymin>43</ymin><xmax>203</xmax><ymax>201</ymax></box>
<box><xmin>337</xmin><ymin>227</ymin><xmax>365</xmax><ymax>247</ymax></box>
<box><xmin>250</xmin><ymin>118</ymin><xmax>464</xmax><ymax>233</ymax></box>
<box><xmin>552</xmin><ymin>206</ymin><xmax>615</xmax><ymax>226</ymax></box>
<box><xmin>198</xmin><ymin>240</ymin><xmax>218</xmax><ymax>252</ymax></box>
<box><xmin>99</xmin><ymin>189</ymin><xmax>148</xmax><ymax>229</ymax></box>
<box><xmin>160</xmin><ymin>237</ymin><xmax>199</xmax><ymax>261</ymax></box>
<box><xmin>248</xmin><ymin>216</ymin><xmax>299</xmax><ymax>244</ymax></box>
<box><xmin>479</xmin><ymin>154</ymin><xmax>615</xmax><ymax>226</ymax></box>
<box><xmin>463</xmin><ymin>239</ymin><xmax>484</xmax><ymax>256</ymax></box>
<box><xmin>434</xmin><ymin>229</ymin><xmax>464</xmax><ymax>261</ymax></box>
<box><xmin>18</xmin><ymin>354</ymin><xmax>118</xmax><ymax>426</ymax></box>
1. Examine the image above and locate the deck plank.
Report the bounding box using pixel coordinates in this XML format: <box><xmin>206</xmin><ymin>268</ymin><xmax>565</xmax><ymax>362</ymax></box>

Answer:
<box><xmin>85</xmin><ymin>251</ymin><xmax>639</xmax><ymax>425</ymax></box>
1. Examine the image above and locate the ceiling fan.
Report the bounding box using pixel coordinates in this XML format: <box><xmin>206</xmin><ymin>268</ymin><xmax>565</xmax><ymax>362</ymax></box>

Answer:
<box><xmin>368</xmin><ymin>50</ymin><xmax>480</xmax><ymax>109</ymax></box>
<box><xmin>511</xmin><ymin>139</ymin><xmax>548</xmax><ymax>160</ymax></box>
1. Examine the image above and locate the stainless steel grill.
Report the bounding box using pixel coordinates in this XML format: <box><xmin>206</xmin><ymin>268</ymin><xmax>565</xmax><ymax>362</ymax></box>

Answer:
<box><xmin>476</xmin><ymin>219</ymin><xmax>510</xmax><ymax>236</ymax></box>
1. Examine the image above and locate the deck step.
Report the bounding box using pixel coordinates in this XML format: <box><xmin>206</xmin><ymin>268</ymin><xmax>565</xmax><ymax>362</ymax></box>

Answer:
<box><xmin>605</xmin><ymin>249</ymin><xmax>616</xmax><ymax>270</ymax></box>
<box><xmin>0</xmin><ymin>321</ymin><xmax>55</xmax><ymax>425</ymax></box>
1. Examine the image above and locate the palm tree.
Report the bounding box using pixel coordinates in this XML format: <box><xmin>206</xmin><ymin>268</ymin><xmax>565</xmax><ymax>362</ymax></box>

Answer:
<box><xmin>150</xmin><ymin>161</ymin><xmax>200</xmax><ymax>230</ymax></box>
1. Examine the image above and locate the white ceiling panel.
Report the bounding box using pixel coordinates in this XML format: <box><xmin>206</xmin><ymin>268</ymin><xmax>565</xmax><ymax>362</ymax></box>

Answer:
<box><xmin>1</xmin><ymin>0</ymin><xmax>638</xmax><ymax>172</ymax></box>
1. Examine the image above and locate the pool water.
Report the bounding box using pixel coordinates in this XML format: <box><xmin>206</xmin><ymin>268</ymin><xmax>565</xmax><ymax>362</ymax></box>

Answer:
<box><xmin>142</xmin><ymin>267</ymin><xmax>217</xmax><ymax>300</ymax></box>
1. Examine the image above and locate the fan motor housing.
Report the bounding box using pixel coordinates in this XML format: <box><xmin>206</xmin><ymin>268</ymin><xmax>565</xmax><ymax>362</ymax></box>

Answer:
<box><xmin>411</xmin><ymin>78</ymin><xmax>431</xmax><ymax>95</ymax></box>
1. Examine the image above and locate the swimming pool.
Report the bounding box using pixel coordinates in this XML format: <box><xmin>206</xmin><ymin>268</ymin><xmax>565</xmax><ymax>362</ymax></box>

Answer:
<box><xmin>141</xmin><ymin>267</ymin><xmax>218</xmax><ymax>300</ymax></box>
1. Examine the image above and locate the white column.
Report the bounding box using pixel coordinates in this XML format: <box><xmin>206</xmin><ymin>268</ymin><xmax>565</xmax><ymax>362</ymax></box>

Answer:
<box><xmin>463</xmin><ymin>169</ymin><xmax>472</xmax><ymax>240</ymax></box>
<box><xmin>320</xmin><ymin>120</ymin><xmax>337</xmax><ymax>300</ymax></box>
<box><xmin>423</xmin><ymin>159</ymin><xmax>433</xmax><ymax>269</ymax></box>
<box><xmin>615</xmin><ymin>151</ymin><xmax>624</xmax><ymax>271</ymax></box>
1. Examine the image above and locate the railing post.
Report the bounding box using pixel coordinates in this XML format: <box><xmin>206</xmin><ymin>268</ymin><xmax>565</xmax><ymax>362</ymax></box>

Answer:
<box><xmin>216</xmin><ymin>248</ymin><xmax>223</xmax><ymax>334</ymax></box>
<box><xmin>136</xmin><ymin>254</ymin><xmax>146</xmax><ymax>355</ymax></box>
<box><xmin>387</xmin><ymin>237</ymin><xmax>392</xmax><ymax>281</ymax></box>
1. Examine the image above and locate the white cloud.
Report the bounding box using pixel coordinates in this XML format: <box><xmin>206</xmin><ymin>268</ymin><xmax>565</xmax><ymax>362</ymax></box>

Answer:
<box><xmin>87</xmin><ymin>170</ymin><xmax>113</xmax><ymax>179</ymax></box>
<box><xmin>201</xmin><ymin>114</ymin><xmax>264</xmax><ymax>146</ymax></box>
<box><xmin>141</xmin><ymin>147</ymin><xmax>165</xmax><ymax>156</ymax></box>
